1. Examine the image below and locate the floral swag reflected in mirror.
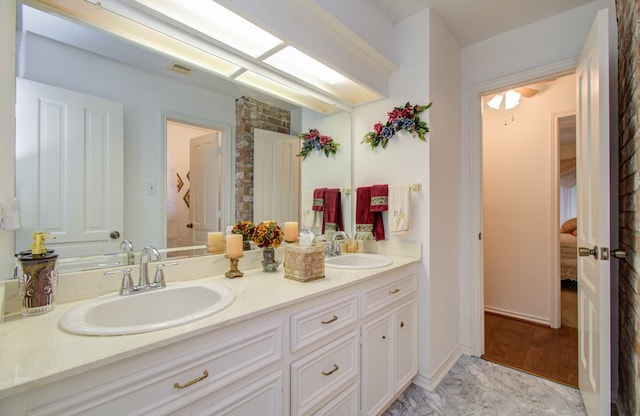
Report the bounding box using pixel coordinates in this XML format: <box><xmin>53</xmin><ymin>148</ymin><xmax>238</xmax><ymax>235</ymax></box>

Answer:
<box><xmin>363</xmin><ymin>102</ymin><xmax>432</xmax><ymax>149</ymax></box>
<box><xmin>297</xmin><ymin>129</ymin><xmax>340</xmax><ymax>160</ymax></box>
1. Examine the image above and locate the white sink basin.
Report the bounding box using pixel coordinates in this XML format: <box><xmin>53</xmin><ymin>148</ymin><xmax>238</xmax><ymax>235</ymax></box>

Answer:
<box><xmin>60</xmin><ymin>282</ymin><xmax>235</xmax><ymax>336</ymax></box>
<box><xmin>325</xmin><ymin>253</ymin><xmax>393</xmax><ymax>270</ymax></box>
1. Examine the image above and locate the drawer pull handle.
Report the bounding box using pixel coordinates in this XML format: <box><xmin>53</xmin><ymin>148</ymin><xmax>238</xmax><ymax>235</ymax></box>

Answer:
<box><xmin>321</xmin><ymin>315</ymin><xmax>338</xmax><ymax>324</ymax></box>
<box><xmin>389</xmin><ymin>288</ymin><xmax>400</xmax><ymax>294</ymax></box>
<box><xmin>173</xmin><ymin>369</ymin><xmax>208</xmax><ymax>389</ymax></box>
<box><xmin>400</xmin><ymin>321</ymin><xmax>405</xmax><ymax>328</ymax></box>
<box><xmin>322</xmin><ymin>364</ymin><xmax>340</xmax><ymax>376</ymax></box>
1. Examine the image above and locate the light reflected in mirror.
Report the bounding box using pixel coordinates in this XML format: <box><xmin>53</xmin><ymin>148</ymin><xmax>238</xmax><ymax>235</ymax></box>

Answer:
<box><xmin>10</xmin><ymin>3</ymin><xmax>352</xmax><ymax>277</ymax></box>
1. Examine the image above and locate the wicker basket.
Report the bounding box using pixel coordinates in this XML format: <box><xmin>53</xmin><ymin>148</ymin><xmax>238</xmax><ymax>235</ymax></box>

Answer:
<box><xmin>283</xmin><ymin>243</ymin><xmax>325</xmax><ymax>282</ymax></box>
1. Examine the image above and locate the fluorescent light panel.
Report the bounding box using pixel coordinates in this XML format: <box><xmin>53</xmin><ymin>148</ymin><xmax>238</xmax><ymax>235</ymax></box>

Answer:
<box><xmin>129</xmin><ymin>0</ymin><xmax>283</xmax><ymax>58</ymax></box>
<box><xmin>264</xmin><ymin>46</ymin><xmax>380</xmax><ymax>104</ymax></box>
<box><xmin>236</xmin><ymin>71</ymin><xmax>338</xmax><ymax>114</ymax></box>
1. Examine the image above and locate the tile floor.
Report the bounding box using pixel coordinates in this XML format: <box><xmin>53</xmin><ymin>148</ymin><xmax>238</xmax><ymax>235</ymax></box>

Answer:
<box><xmin>383</xmin><ymin>355</ymin><xmax>586</xmax><ymax>415</ymax></box>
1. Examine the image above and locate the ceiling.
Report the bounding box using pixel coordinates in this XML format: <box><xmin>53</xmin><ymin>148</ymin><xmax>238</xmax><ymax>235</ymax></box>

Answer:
<box><xmin>371</xmin><ymin>0</ymin><xmax>595</xmax><ymax>47</ymax></box>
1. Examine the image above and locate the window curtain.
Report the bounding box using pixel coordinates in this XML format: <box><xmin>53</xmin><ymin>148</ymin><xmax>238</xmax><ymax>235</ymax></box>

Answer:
<box><xmin>560</xmin><ymin>158</ymin><xmax>577</xmax><ymax>225</ymax></box>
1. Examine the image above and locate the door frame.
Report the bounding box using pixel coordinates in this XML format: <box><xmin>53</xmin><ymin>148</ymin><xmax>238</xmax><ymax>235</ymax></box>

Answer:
<box><xmin>469</xmin><ymin>58</ymin><xmax>577</xmax><ymax>355</ymax></box>
<box><xmin>161</xmin><ymin>111</ymin><xmax>233</xmax><ymax>246</ymax></box>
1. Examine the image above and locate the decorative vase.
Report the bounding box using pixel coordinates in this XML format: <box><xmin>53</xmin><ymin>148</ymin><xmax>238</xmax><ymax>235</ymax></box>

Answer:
<box><xmin>243</xmin><ymin>240</ymin><xmax>252</xmax><ymax>251</ymax></box>
<box><xmin>261</xmin><ymin>246</ymin><xmax>281</xmax><ymax>272</ymax></box>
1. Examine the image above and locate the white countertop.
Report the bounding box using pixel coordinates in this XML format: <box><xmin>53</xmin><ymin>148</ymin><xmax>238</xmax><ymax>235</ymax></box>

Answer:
<box><xmin>0</xmin><ymin>254</ymin><xmax>418</xmax><ymax>399</ymax></box>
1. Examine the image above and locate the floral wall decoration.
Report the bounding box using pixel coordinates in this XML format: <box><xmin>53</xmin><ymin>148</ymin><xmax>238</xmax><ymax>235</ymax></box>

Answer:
<box><xmin>297</xmin><ymin>128</ymin><xmax>340</xmax><ymax>160</ymax></box>
<box><xmin>363</xmin><ymin>102</ymin><xmax>432</xmax><ymax>149</ymax></box>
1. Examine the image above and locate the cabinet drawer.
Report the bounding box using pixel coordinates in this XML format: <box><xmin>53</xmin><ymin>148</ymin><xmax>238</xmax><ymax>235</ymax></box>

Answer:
<box><xmin>361</xmin><ymin>273</ymin><xmax>417</xmax><ymax>318</ymax></box>
<box><xmin>290</xmin><ymin>294</ymin><xmax>358</xmax><ymax>352</ymax></box>
<box><xmin>29</xmin><ymin>323</ymin><xmax>282</xmax><ymax>416</ymax></box>
<box><xmin>312</xmin><ymin>383</ymin><xmax>359</xmax><ymax>416</ymax></box>
<box><xmin>291</xmin><ymin>331</ymin><xmax>359</xmax><ymax>416</ymax></box>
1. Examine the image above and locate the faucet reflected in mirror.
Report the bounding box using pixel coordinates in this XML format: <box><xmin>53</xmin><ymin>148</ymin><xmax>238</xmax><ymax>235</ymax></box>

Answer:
<box><xmin>7</xmin><ymin>3</ymin><xmax>352</xmax><ymax>279</ymax></box>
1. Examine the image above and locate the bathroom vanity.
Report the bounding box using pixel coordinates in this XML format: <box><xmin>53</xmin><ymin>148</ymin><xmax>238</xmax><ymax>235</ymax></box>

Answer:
<box><xmin>0</xmin><ymin>250</ymin><xmax>419</xmax><ymax>415</ymax></box>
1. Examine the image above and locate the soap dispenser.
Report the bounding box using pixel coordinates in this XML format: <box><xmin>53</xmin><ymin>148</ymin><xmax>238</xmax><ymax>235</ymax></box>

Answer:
<box><xmin>16</xmin><ymin>232</ymin><xmax>58</xmax><ymax>316</ymax></box>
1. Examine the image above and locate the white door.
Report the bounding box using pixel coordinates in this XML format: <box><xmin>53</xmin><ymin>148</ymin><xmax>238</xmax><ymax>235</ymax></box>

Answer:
<box><xmin>576</xmin><ymin>9</ymin><xmax>611</xmax><ymax>416</ymax></box>
<box><xmin>15</xmin><ymin>78</ymin><xmax>124</xmax><ymax>256</ymax></box>
<box><xmin>253</xmin><ymin>129</ymin><xmax>300</xmax><ymax>224</ymax></box>
<box><xmin>190</xmin><ymin>132</ymin><xmax>221</xmax><ymax>244</ymax></box>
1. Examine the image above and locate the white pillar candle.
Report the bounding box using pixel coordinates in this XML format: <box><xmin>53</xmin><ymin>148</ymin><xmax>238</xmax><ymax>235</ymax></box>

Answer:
<box><xmin>284</xmin><ymin>221</ymin><xmax>298</xmax><ymax>242</ymax></box>
<box><xmin>208</xmin><ymin>232</ymin><xmax>223</xmax><ymax>245</ymax></box>
<box><xmin>225</xmin><ymin>234</ymin><xmax>243</xmax><ymax>257</ymax></box>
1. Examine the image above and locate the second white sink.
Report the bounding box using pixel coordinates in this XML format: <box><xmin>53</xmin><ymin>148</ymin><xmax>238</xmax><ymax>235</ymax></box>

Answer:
<box><xmin>325</xmin><ymin>253</ymin><xmax>393</xmax><ymax>270</ymax></box>
<box><xmin>60</xmin><ymin>282</ymin><xmax>235</xmax><ymax>336</ymax></box>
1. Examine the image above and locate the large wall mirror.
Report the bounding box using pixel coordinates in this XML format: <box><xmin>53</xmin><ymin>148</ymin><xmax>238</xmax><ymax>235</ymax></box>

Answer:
<box><xmin>9</xmin><ymin>2</ymin><xmax>352</xmax><ymax>277</ymax></box>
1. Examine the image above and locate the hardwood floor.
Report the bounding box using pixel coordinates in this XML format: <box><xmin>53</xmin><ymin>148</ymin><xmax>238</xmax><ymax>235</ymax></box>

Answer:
<box><xmin>482</xmin><ymin>312</ymin><xmax>579</xmax><ymax>388</ymax></box>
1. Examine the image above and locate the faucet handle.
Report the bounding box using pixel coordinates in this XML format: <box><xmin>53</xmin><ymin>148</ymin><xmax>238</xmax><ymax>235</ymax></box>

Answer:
<box><xmin>153</xmin><ymin>262</ymin><xmax>177</xmax><ymax>288</ymax></box>
<box><xmin>104</xmin><ymin>268</ymin><xmax>134</xmax><ymax>295</ymax></box>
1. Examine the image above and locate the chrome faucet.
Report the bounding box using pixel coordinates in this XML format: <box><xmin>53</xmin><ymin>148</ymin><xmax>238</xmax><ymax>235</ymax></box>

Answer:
<box><xmin>329</xmin><ymin>231</ymin><xmax>350</xmax><ymax>256</ymax></box>
<box><xmin>104</xmin><ymin>246</ymin><xmax>176</xmax><ymax>296</ymax></box>
<box><xmin>119</xmin><ymin>239</ymin><xmax>135</xmax><ymax>265</ymax></box>
<box><xmin>139</xmin><ymin>245</ymin><xmax>161</xmax><ymax>287</ymax></box>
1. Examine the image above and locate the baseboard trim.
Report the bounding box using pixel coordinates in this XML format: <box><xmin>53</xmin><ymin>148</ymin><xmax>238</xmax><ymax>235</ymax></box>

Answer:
<box><xmin>484</xmin><ymin>306</ymin><xmax>550</xmax><ymax>326</ymax></box>
<box><xmin>413</xmin><ymin>345</ymin><xmax>464</xmax><ymax>391</ymax></box>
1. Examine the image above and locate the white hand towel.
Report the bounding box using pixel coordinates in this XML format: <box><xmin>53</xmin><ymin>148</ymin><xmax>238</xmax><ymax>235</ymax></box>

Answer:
<box><xmin>301</xmin><ymin>191</ymin><xmax>316</xmax><ymax>228</ymax></box>
<box><xmin>389</xmin><ymin>185</ymin><xmax>411</xmax><ymax>234</ymax></box>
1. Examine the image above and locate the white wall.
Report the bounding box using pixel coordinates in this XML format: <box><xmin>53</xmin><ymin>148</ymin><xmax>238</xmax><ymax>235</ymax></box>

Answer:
<box><xmin>483</xmin><ymin>75</ymin><xmax>575</xmax><ymax>323</ymax></box>
<box><xmin>458</xmin><ymin>0</ymin><xmax>613</xmax><ymax>351</ymax></box>
<box><xmin>352</xmin><ymin>8</ymin><xmax>462</xmax><ymax>389</ymax></box>
<box><xmin>19</xmin><ymin>33</ymin><xmax>235</xmax><ymax>251</ymax></box>
<box><xmin>426</xmin><ymin>10</ymin><xmax>463</xmax><ymax>386</ymax></box>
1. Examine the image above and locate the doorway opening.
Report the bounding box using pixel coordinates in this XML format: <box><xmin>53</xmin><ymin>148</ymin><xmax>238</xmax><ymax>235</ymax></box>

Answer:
<box><xmin>166</xmin><ymin>119</ymin><xmax>224</xmax><ymax>249</ymax></box>
<box><xmin>479</xmin><ymin>74</ymin><xmax>579</xmax><ymax>387</ymax></box>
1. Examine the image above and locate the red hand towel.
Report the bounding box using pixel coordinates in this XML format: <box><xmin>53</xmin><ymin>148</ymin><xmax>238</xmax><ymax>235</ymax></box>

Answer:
<box><xmin>370</xmin><ymin>184</ymin><xmax>389</xmax><ymax>212</ymax></box>
<box><xmin>323</xmin><ymin>188</ymin><xmax>343</xmax><ymax>234</ymax></box>
<box><xmin>312</xmin><ymin>188</ymin><xmax>326</xmax><ymax>212</ymax></box>
<box><xmin>355</xmin><ymin>187</ymin><xmax>374</xmax><ymax>239</ymax></box>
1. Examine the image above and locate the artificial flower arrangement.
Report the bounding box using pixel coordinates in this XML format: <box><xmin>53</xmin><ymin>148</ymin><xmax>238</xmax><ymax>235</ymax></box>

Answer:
<box><xmin>297</xmin><ymin>128</ymin><xmax>340</xmax><ymax>160</ymax></box>
<box><xmin>231</xmin><ymin>220</ymin><xmax>256</xmax><ymax>241</ymax></box>
<box><xmin>363</xmin><ymin>102</ymin><xmax>432</xmax><ymax>149</ymax></box>
<box><xmin>252</xmin><ymin>221</ymin><xmax>284</xmax><ymax>248</ymax></box>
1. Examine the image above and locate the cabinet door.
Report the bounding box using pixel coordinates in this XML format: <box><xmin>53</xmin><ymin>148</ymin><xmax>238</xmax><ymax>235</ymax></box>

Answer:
<box><xmin>394</xmin><ymin>299</ymin><xmax>417</xmax><ymax>391</ymax></box>
<box><xmin>361</xmin><ymin>313</ymin><xmax>393</xmax><ymax>416</ymax></box>
<box><xmin>192</xmin><ymin>371</ymin><xmax>282</xmax><ymax>416</ymax></box>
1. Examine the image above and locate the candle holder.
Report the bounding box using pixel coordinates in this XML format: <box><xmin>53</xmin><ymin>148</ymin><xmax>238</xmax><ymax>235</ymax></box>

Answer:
<box><xmin>225</xmin><ymin>255</ymin><xmax>243</xmax><ymax>278</ymax></box>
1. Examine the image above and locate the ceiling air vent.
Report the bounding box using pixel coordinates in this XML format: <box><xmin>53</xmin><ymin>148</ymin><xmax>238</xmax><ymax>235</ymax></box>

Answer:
<box><xmin>169</xmin><ymin>62</ymin><xmax>194</xmax><ymax>75</ymax></box>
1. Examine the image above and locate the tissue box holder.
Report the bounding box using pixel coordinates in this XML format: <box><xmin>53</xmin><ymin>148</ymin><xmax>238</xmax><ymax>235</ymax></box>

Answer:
<box><xmin>284</xmin><ymin>244</ymin><xmax>325</xmax><ymax>282</ymax></box>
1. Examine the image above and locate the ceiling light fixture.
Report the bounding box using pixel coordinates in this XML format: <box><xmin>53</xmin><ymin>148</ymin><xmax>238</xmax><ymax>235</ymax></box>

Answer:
<box><xmin>126</xmin><ymin>0</ymin><xmax>283</xmax><ymax>58</ymax></box>
<box><xmin>263</xmin><ymin>46</ymin><xmax>380</xmax><ymax>104</ymax></box>
<box><xmin>236</xmin><ymin>70</ymin><xmax>340</xmax><ymax>114</ymax></box>
<box><xmin>487</xmin><ymin>90</ymin><xmax>521</xmax><ymax>110</ymax></box>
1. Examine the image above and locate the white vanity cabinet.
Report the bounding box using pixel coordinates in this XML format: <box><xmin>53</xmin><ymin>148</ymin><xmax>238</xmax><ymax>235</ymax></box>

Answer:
<box><xmin>1</xmin><ymin>319</ymin><xmax>285</xmax><ymax>416</ymax></box>
<box><xmin>0</xmin><ymin>259</ymin><xmax>420</xmax><ymax>416</ymax></box>
<box><xmin>360</xmin><ymin>272</ymin><xmax>418</xmax><ymax>416</ymax></box>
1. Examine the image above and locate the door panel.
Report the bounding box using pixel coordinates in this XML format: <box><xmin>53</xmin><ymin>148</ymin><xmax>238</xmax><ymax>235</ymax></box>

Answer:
<box><xmin>576</xmin><ymin>9</ymin><xmax>611</xmax><ymax>416</ymax></box>
<box><xmin>253</xmin><ymin>129</ymin><xmax>300</xmax><ymax>224</ymax></box>
<box><xmin>15</xmin><ymin>78</ymin><xmax>123</xmax><ymax>256</ymax></box>
<box><xmin>190</xmin><ymin>132</ymin><xmax>221</xmax><ymax>244</ymax></box>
